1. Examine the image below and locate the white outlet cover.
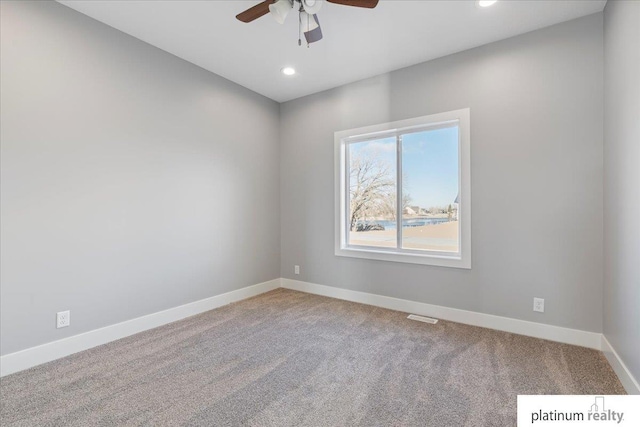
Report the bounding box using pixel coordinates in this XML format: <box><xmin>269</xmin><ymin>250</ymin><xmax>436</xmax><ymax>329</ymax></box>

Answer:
<box><xmin>294</xmin><ymin>265</ymin><xmax>300</xmax><ymax>275</ymax></box>
<box><xmin>57</xmin><ymin>310</ymin><xmax>70</xmax><ymax>328</ymax></box>
<box><xmin>533</xmin><ymin>298</ymin><xmax>545</xmax><ymax>313</ymax></box>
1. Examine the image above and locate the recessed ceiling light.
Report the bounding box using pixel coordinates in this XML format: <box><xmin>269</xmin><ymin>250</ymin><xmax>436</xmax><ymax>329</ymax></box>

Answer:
<box><xmin>281</xmin><ymin>67</ymin><xmax>296</xmax><ymax>76</ymax></box>
<box><xmin>478</xmin><ymin>0</ymin><xmax>498</xmax><ymax>7</ymax></box>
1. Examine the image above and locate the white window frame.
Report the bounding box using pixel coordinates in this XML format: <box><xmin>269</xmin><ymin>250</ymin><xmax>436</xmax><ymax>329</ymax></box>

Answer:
<box><xmin>334</xmin><ymin>108</ymin><xmax>471</xmax><ymax>269</ymax></box>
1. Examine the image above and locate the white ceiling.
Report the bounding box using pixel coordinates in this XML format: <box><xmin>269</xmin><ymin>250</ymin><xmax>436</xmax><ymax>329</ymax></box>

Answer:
<box><xmin>58</xmin><ymin>0</ymin><xmax>606</xmax><ymax>103</ymax></box>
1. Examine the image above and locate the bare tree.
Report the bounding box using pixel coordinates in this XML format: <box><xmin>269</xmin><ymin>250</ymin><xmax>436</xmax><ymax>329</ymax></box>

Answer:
<box><xmin>379</xmin><ymin>186</ymin><xmax>412</xmax><ymax>221</ymax></box>
<box><xmin>349</xmin><ymin>151</ymin><xmax>394</xmax><ymax>231</ymax></box>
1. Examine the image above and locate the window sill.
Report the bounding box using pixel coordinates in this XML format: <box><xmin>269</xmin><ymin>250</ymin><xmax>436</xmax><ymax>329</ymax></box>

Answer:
<box><xmin>335</xmin><ymin>246</ymin><xmax>471</xmax><ymax>269</ymax></box>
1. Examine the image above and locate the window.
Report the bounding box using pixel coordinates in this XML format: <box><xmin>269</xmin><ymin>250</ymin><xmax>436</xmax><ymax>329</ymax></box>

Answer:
<box><xmin>334</xmin><ymin>109</ymin><xmax>471</xmax><ymax>269</ymax></box>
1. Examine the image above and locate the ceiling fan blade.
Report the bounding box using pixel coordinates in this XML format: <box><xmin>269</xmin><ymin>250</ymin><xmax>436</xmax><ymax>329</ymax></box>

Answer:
<box><xmin>236</xmin><ymin>0</ymin><xmax>275</xmax><ymax>23</ymax></box>
<box><xmin>304</xmin><ymin>15</ymin><xmax>323</xmax><ymax>44</ymax></box>
<box><xmin>326</xmin><ymin>0</ymin><xmax>379</xmax><ymax>8</ymax></box>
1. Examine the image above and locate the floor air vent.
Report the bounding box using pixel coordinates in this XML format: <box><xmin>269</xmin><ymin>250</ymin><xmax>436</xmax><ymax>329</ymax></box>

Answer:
<box><xmin>407</xmin><ymin>314</ymin><xmax>438</xmax><ymax>324</ymax></box>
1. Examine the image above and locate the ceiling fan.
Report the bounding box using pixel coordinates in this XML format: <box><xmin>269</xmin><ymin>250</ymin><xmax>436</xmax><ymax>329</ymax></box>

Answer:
<box><xmin>236</xmin><ymin>0</ymin><xmax>379</xmax><ymax>46</ymax></box>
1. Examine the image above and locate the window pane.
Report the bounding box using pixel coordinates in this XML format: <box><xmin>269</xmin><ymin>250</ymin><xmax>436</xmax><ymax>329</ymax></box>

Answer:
<box><xmin>401</xmin><ymin>126</ymin><xmax>459</xmax><ymax>253</ymax></box>
<box><xmin>347</xmin><ymin>137</ymin><xmax>397</xmax><ymax>248</ymax></box>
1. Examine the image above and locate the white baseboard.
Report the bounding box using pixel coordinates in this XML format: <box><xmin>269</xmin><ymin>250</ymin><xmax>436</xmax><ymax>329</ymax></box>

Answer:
<box><xmin>0</xmin><ymin>278</ymin><xmax>281</xmax><ymax>377</ymax></box>
<box><xmin>601</xmin><ymin>335</ymin><xmax>640</xmax><ymax>395</ymax></box>
<box><xmin>3</xmin><ymin>277</ymin><xmax>624</xmax><ymax>386</ymax></box>
<box><xmin>281</xmin><ymin>278</ymin><xmax>602</xmax><ymax>350</ymax></box>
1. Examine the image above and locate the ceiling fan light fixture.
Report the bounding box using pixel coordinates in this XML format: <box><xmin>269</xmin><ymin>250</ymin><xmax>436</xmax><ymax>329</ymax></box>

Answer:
<box><xmin>269</xmin><ymin>0</ymin><xmax>291</xmax><ymax>24</ymax></box>
<box><xmin>301</xmin><ymin>0</ymin><xmax>323</xmax><ymax>14</ymax></box>
<box><xmin>281</xmin><ymin>67</ymin><xmax>296</xmax><ymax>76</ymax></box>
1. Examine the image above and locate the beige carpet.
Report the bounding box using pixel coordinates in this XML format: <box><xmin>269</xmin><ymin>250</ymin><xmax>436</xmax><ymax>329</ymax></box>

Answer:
<box><xmin>0</xmin><ymin>289</ymin><xmax>625</xmax><ymax>426</ymax></box>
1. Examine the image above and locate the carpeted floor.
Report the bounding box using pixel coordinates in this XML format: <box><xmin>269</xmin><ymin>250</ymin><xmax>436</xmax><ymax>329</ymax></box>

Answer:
<box><xmin>0</xmin><ymin>289</ymin><xmax>625</xmax><ymax>426</ymax></box>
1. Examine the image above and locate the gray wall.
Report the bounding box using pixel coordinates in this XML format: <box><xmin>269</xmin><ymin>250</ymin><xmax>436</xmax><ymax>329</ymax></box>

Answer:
<box><xmin>0</xmin><ymin>1</ymin><xmax>280</xmax><ymax>355</ymax></box>
<box><xmin>603</xmin><ymin>1</ymin><xmax>640</xmax><ymax>382</ymax></box>
<box><xmin>280</xmin><ymin>14</ymin><xmax>605</xmax><ymax>332</ymax></box>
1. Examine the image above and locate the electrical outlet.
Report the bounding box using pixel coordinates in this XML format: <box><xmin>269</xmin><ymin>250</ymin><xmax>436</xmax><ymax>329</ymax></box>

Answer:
<box><xmin>533</xmin><ymin>298</ymin><xmax>545</xmax><ymax>313</ymax></box>
<box><xmin>56</xmin><ymin>310</ymin><xmax>70</xmax><ymax>328</ymax></box>
<box><xmin>294</xmin><ymin>265</ymin><xmax>300</xmax><ymax>275</ymax></box>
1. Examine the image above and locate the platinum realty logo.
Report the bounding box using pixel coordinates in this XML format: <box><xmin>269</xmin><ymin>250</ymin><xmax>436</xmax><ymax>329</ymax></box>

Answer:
<box><xmin>587</xmin><ymin>397</ymin><xmax>623</xmax><ymax>423</ymax></box>
<box><xmin>517</xmin><ymin>395</ymin><xmax>640</xmax><ymax>426</ymax></box>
